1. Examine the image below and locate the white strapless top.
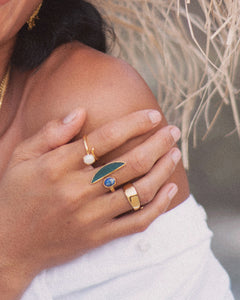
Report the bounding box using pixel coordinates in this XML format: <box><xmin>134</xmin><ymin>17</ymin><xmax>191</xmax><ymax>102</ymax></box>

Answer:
<box><xmin>22</xmin><ymin>195</ymin><xmax>234</xmax><ymax>300</ymax></box>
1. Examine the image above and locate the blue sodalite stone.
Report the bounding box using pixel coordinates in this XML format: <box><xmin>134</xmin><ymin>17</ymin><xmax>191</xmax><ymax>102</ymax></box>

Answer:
<box><xmin>104</xmin><ymin>177</ymin><xmax>116</xmax><ymax>187</ymax></box>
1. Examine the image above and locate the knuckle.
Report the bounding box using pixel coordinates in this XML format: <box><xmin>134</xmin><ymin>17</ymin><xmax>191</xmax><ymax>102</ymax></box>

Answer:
<box><xmin>67</xmin><ymin>186</ymin><xmax>94</xmax><ymax>213</ymax></box>
<box><xmin>139</xmin><ymin>183</ymin><xmax>154</xmax><ymax>205</ymax></box>
<box><xmin>76</xmin><ymin>188</ymin><xmax>89</xmax><ymax>205</ymax></box>
<box><xmin>42</xmin><ymin>122</ymin><xmax>56</xmax><ymax>147</ymax></box>
<box><xmin>156</xmin><ymin>199</ymin><xmax>166</xmax><ymax>215</ymax></box>
<box><xmin>11</xmin><ymin>143</ymin><xmax>31</xmax><ymax>164</ymax></box>
<box><xmin>130</xmin><ymin>150</ymin><xmax>148</xmax><ymax>174</ymax></box>
<box><xmin>42</xmin><ymin>121</ymin><xmax>54</xmax><ymax>137</ymax></box>
<box><xmin>56</xmin><ymin>186</ymin><xmax>69</xmax><ymax>203</ymax></box>
<box><xmin>11</xmin><ymin>144</ymin><xmax>24</xmax><ymax>159</ymax></box>
<box><xmin>67</xmin><ymin>197</ymin><xmax>80</xmax><ymax>213</ymax></box>
<box><xmin>100</xmin><ymin>122</ymin><xmax>121</xmax><ymax>144</ymax></box>
<box><xmin>77</xmin><ymin>213</ymin><xmax>93</xmax><ymax>228</ymax></box>
<box><xmin>136</xmin><ymin>219</ymin><xmax>149</xmax><ymax>233</ymax></box>
<box><xmin>164</xmin><ymin>155</ymin><xmax>176</xmax><ymax>176</ymax></box>
<box><xmin>40</xmin><ymin>157</ymin><xmax>59</xmax><ymax>182</ymax></box>
<box><xmin>161</xmin><ymin>131</ymin><xmax>174</xmax><ymax>149</ymax></box>
<box><xmin>56</xmin><ymin>186</ymin><xmax>80</xmax><ymax>212</ymax></box>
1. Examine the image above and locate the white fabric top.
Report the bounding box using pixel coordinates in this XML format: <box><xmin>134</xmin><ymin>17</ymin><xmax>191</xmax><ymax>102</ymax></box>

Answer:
<box><xmin>22</xmin><ymin>195</ymin><xmax>234</xmax><ymax>300</ymax></box>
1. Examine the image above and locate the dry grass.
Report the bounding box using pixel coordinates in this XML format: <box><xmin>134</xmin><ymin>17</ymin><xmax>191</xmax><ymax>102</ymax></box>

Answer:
<box><xmin>92</xmin><ymin>0</ymin><xmax>240</xmax><ymax>168</ymax></box>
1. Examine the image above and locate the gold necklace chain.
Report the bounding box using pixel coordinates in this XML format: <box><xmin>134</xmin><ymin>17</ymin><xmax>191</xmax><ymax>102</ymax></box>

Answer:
<box><xmin>0</xmin><ymin>65</ymin><xmax>11</xmax><ymax>111</ymax></box>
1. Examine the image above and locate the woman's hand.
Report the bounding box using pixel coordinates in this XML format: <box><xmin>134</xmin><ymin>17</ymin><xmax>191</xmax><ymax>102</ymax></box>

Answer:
<box><xmin>0</xmin><ymin>108</ymin><xmax>181</xmax><ymax>299</ymax></box>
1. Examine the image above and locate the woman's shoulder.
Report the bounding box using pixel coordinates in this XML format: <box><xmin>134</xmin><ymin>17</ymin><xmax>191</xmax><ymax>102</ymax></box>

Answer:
<box><xmin>22</xmin><ymin>41</ymin><xmax>190</xmax><ymax>208</ymax></box>
<box><xmin>22</xmin><ymin>41</ymin><xmax>161</xmax><ymax>138</ymax></box>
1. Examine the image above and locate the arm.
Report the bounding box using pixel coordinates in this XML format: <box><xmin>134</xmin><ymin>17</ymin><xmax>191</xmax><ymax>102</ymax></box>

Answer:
<box><xmin>22</xmin><ymin>42</ymin><xmax>189</xmax><ymax>210</ymax></box>
<box><xmin>0</xmin><ymin>43</ymin><xmax>185</xmax><ymax>299</ymax></box>
<box><xmin>0</xmin><ymin>109</ymin><xmax>179</xmax><ymax>299</ymax></box>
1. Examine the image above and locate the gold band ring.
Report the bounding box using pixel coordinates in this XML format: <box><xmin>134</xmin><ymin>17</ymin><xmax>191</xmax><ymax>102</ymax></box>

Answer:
<box><xmin>123</xmin><ymin>183</ymin><xmax>141</xmax><ymax>211</ymax></box>
<box><xmin>83</xmin><ymin>135</ymin><xmax>98</xmax><ymax>165</ymax></box>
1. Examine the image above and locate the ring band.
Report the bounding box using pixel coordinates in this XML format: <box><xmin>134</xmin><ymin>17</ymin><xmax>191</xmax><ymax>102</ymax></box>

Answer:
<box><xmin>83</xmin><ymin>135</ymin><xmax>98</xmax><ymax>165</ymax></box>
<box><xmin>123</xmin><ymin>183</ymin><xmax>141</xmax><ymax>211</ymax></box>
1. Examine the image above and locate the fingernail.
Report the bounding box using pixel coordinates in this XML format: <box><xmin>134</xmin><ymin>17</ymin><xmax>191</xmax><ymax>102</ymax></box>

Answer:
<box><xmin>63</xmin><ymin>109</ymin><xmax>79</xmax><ymax>124</ymax></box>
<box><xmin>148</xmin><ymin>110</ymin><xmax>162</xmax><ymax>125</ymax></box>
<box><xmin>168</xmin><ymin>184</ymin><xmax>178</xmax><ymax>200</ymax></box>
<box><xmin>171</xmin><ymin>148</ymin><xmax>182</xmax><ymax>165</ymax></box>
<box><xmin>170</xmin><ymin>127</ymin><xmax>181</xmax><ymax>142</ymax></box>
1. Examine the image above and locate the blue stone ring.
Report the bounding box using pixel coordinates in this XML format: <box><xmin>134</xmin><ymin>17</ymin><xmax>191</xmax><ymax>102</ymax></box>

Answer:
<box><xmin>103</xmin><ymin>177</ymin><xmax>117</xmax><ymax>192</ymax></box>
<box><xmin>91</xmin><ymin>161</ymin><xmax>126</xmax><ymax>193</ymax></box>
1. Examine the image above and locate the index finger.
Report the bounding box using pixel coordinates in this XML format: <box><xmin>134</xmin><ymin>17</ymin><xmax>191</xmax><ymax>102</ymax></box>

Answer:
<box><xmin>63</xmin><ymin>109</ymin><xmax>162</xmax><ymax>168</ymax></box>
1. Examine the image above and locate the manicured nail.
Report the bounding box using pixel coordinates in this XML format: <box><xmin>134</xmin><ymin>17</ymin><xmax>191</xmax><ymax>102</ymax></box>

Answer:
<box><xmin>168</xmin><ymin>184</ymin><xmax>178</xmax><ymax>200</ymax></box>
<box><xmin>170</xmin><ymin>127</ymin><xmax>181</xmax><ymax>142</ymax></box>
<box><xmin>63</xmin><ymin>109</ymin><xmax>79</xmax><ymax>124</ymax></box>
<box><xmin>171</xmin><ymin>148</ymin><xmax>182</xmax><ymax>165</ymax></box>
<box><xmin>148</xmin><ymin>110</ymin><xmax>162</xmax><ymax>125</ymax></box>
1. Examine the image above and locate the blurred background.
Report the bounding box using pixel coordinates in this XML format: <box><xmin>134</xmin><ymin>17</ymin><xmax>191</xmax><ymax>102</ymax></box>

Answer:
<box><xmin>188</xmin><ymin>110</ymin><xmax>240</xmax><ymax>299</ymax></box>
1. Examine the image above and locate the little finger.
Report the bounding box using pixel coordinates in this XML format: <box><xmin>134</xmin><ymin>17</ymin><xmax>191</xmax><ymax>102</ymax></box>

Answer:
<box><xmin>132</xmin><ymin>148</ymin><xmax>181</xmax><ymax>207</ymax></box>
<box><xmin>100</xmin><ymin>183</ymin><xmax>178</xmax><ymax>240</ymax></box>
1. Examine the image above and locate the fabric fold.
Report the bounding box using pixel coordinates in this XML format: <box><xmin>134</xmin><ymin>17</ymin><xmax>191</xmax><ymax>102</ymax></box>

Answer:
<box><xmin>21</xmin><ymin>195</ymin><xmax>233</xmax><ymax>300</ymax></box>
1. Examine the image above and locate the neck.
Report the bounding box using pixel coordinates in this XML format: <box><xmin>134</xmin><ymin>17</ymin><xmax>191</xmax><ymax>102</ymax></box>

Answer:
<box><xmin>0</xmin><ymin>38</ymin><xmax>15</xmax><ymax>80</ymax></box>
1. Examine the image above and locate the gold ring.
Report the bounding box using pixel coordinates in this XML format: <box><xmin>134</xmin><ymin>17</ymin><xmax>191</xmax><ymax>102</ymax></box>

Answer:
<box><xmin>103</xmin><ymin>177</ymin><xmax>116</xmax><ymax>192</ymax></box>
<box><xmin>123</xmin><ymin>183</ymin><xmax>141</xmax><ymax>211</ymax></box>
<box><xmin>83</xmin><ymin>135</ymin><xmax>98</xmax><ymax>165</ymax></box>
<box><xmin>91</xmin><ymin>162</ymin><xmax>126</xmax><ymax>193</ymax></box>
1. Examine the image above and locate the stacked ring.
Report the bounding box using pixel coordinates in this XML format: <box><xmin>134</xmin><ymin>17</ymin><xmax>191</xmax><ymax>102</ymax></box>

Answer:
<box><xmin>91</xmin><ymin>162</ymin><xmax>126</xmax><ymax>192</ymax></box>
<box><xmin>83</xmin><ymin>135</ymin><xmax>98</xmax><ymax>165</ymax></box>
<box><xmin>123</xmin><ymin>183</ymin><xmax>141</xmax><ymax>211</ymax></box>
<box><xmin>103</xmin><ymin>177</ymin><xmax>117</xmax><ymax>192</ymax></box>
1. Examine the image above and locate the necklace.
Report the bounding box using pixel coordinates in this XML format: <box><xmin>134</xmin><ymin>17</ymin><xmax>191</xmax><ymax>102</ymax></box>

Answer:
<box><xmin>0</xmin><ymin>65</ymin><xmax>11</xmax><ymax>111</ymax></box>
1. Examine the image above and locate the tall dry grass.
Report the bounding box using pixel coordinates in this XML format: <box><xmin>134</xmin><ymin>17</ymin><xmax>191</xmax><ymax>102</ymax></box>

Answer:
<box><xmin>92</xmin><ymin>0</ymin><xmax>240</xmax><ymax>168</ymax></box>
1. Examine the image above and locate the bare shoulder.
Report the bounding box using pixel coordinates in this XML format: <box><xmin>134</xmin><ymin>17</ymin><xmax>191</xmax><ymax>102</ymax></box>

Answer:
<box><xmin>22</xmin><ymin>41</ymin><xmax>189</xmax><ymax>208</ymax></box>
<box><xmin>22</xmin><ymin>41</ymin><xmax>161</xmax><ymax>137</ymax></box>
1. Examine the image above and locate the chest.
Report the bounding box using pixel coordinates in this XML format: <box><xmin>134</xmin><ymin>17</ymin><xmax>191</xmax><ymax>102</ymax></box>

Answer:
<box><xmin>0</xmin><ymin>113</ymin><xmax>23</xmax><ymax>178</ymax></box>
<box><xmin>0</xmin><ymin>70</ymin><xmax>33</xmax><ymax>178</ymax></box>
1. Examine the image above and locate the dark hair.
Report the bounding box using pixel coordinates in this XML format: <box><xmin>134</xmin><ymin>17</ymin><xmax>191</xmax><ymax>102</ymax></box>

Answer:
<box><xmin>11</xmin><ymin>0</ymin><xmax>114</xmax><ymax>70</ymax></box>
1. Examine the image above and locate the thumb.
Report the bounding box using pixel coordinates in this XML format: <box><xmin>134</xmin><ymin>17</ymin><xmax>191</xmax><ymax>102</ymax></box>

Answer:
<box><xmin>12</xmin><ymin>108</ymin><xmax>87</xmax><ymax>163</ymax></box>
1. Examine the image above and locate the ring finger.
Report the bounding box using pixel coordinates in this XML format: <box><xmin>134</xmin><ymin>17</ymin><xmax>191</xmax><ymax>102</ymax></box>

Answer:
<box><xmin>81</xmin><ymin>147</ymin><xmax>181</xmax><ymax>220</ymax></box>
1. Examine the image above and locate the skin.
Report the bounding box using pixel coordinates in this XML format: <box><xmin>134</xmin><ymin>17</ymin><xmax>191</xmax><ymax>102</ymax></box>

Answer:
<box><xmin>0</xmin><ymin>110</ymin><xmax>182</xmax><ymax>299</ymax></box>
<box><xmin>19</xmin><ymin>42</ymin><xmax>189</xmax><ymax>207</ymax></box>
<box><xmin>0</xmin><ymin>0</ymin><xmax>190</xmax><ymax>298</ymax></box>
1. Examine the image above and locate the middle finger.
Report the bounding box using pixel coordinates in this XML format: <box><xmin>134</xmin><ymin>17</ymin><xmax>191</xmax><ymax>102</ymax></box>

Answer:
<box><xmin>70</xmin><ymin>125</ymin><xmax>181</xmax><ymax>199</ymax></box>
<box><xmin>88</xmin><ymin>125</ymin><xmax>181</xmax><ymax>195</ymax></box>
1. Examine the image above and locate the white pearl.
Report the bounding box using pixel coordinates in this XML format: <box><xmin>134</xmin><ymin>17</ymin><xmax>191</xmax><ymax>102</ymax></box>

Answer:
<box><xmin>83</xmin><ymin>154</ymin><xmax>95</xmax><ymax>165</ymax></box>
